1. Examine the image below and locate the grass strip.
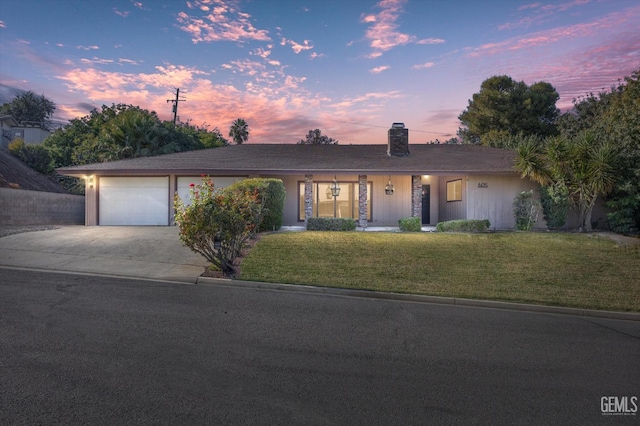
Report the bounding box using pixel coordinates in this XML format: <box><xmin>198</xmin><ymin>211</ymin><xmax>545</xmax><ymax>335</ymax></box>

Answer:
<box><xmin>240</xmin><ymin>232</ymin><xmax>640</xmax><ymax>312</ymax></box>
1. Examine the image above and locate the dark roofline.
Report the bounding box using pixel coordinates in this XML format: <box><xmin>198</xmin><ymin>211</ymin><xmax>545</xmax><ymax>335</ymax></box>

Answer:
<box><xmin>57</xmin><ymin>143</ymin><xmax>519</xmax><ymax>177</ymax></box>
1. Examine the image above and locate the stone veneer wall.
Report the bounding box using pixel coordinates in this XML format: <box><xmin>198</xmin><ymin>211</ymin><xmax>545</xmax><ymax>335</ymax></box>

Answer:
<box><xmin>411</xmin><ymin>175</ymin><xmax>422</xmax><ymax>218</ymax></box>
<box><xmin>0</xmin><ymin>188</ymin><xmax>85</xmax><ymax>225</ymax></box>
<box><xmin>358</xmin><ymin>175</ymin><xmax>368</xmax><ymax>228</ymax></box>
<box><xmin>304</xmin><ymin>174</ymin><xmax>313</xmax><ymax>224</ymax></box>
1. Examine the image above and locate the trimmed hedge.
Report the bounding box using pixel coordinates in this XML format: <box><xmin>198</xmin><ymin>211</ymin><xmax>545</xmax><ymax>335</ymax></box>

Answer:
<box><xmin>398</xmin><ymin>216</ymin><xmax>422</xmax><ymax>232</ymax></box>
<box><xmin>307</xmin><ymin>217</ymin><xmax>356</xmax><ymax>231</ymax></box>
<box><xmin>228</xmin><ymin>178</ymin><xmax>286</xmax><ymax>232</ymax></box>
<box><xmin>436</xmin><ymin>219</ymin><xmax>491</xmax><ymax>233</ymax></box>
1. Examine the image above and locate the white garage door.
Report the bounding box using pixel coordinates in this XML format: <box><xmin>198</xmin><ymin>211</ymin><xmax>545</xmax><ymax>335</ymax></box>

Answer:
<box><xmin>99</xmin><ymin>177</ymin><xmax>169</xmax><ymax>225</ymax></box>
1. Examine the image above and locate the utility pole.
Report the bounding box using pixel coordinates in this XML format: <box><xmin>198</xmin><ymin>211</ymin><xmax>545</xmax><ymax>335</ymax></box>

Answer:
<box><xmin>166</xmin><ymin>88</ymin><xmax>186</xmax><ymax>125</ymax></box>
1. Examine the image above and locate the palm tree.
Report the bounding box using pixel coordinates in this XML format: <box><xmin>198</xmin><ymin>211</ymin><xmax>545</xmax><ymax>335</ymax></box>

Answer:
<box><xmin>229</xmin><ymin>119</ymin><xmax>249</xmax><ymax>145</ymax></box>
<box><xmin>515</xmin><ymin>131</ymin><xmax>619</xmax><ymax>232</ymax></box>
<box><xmin>103</xmin><ymin>109</ymin><xmax>168</xmax><ymax>158</ymax></box>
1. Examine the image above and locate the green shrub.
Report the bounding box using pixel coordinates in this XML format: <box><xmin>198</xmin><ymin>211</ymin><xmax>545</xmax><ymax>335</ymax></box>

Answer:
<box><xmin>8</xmin><ymin>138</ymin><xmax>53</xmax><ymax>174</ymax></box>
<box><xmin>540</xmin><ymin>184</ymin><xmax>568</xmax><ymax>229</ymax></box>
<box><xmin>307</xmin><ymin>217</ymin><xmax>356</xmax><ymax>231</ymax></box>
<box><xmin>436</xmin><ymin>219</ymin><xmax>491</xmax><ymax>232</ymax></box>
<box><xmin>398</xmin><ymin>216</ymin><xmax>422</xmax><ymax>232</ymax></box>
<box><xmin>8</xmin><ymin>137</ymin><xmax>25</xmax><ymax>155</ymax></box>
<box><xmin>229</xmin><ymin>178</ymin><xmax>285</xmax><ymax>232</ymax></box>
<box><xmin>513</xmin><ymin>190</ymin><xmax>541</xmax><ymax>231</ymax></box>
<box><xmin>606</xmin><ymin>182</ymin><xmax>640</xmax><ymax>234</ymax></box>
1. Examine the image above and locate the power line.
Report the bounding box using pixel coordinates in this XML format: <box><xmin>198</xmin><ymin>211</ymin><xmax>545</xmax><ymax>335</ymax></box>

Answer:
<box><xmin>325</xmin><ymin>118</ymin><xmax>453</xmax><ymax>136</ymax></box>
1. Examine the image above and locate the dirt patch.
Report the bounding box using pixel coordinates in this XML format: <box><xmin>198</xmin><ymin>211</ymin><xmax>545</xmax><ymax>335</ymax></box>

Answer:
<box><xmin>593</xmin><ymin>231</ymin><xmax>640</xmax><ymax>246</ymax></box>
<box><xmin>0</xmin><ymin>149</ymin><xmax>69</xmax><ymax>193</ymax></box>
<box><xmin>200</xmin><ymin>234</ymin><xmax>263</xmax><ymax>278</ymax></box>
<box><xmin>0</xmin><ymin>225</ymin><xmax>61</xmax><ymax>238</ymax></box>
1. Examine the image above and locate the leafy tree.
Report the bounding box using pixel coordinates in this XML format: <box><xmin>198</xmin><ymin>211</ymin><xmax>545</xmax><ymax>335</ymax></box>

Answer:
<box><xmin>297</xmin><ymin>129</ymin><xmax>339</xmax><ymax>145</ymax></box>
<box><xmin>168</xmin><ymin>121</ymin><xmax>228</xmax><ymax>149</ymax></box>
<box><xmin>45</xmin><ymin>104</ymin><xmax>226</xmax><ymax>166</ymax></box>
<box><xmin>458</xmin><ymin>75</ymin><xmax>559</xmax><ymax>145</ymax></box>
<box><xmin>426</xmin><ymin>137</ymin><xmax>459</xmax><ymax>144</ymax></box>
<box><xmin>0</xmin><ymin>91</ymin><xmax>56</xmax><ymax>128</ymax></box>
<box><xmin>515</xmin><ymin>132</ymin><xmax>619</xmax><ymax>232</ymax></box>
<box><xmin>174</xmin><ymin>176</ymin><xmax>265</xmax><ymax>276</ymax></box>
<box><xmin>229</xmin><ymin>118</ymin><xmax>249</xmax><ymax>144</ymax></box>
<box><xmin>42</xmin><ymin>104</ymin><xmax>228</xmax><ymax>194</ymax></box>
<box><xmin>102</xmin><ymin>107</ymin><xmax>170</xmax><ymax>158</ymax></box>
<box><xmin>556</xmin><ymin>69</ymin><xmax>640</xmax><ymax>233</ymax></box>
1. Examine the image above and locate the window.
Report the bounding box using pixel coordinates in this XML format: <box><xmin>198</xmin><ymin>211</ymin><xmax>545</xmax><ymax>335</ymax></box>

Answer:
<box><xmin>299</xmin><ymin>181</ymin><xmax>371</xmax><ymax>221</ymax></box>
<box><xmin>446</xmin><ymin>179</ymin><xmax>462</xmax><ymax>202</ymax></box>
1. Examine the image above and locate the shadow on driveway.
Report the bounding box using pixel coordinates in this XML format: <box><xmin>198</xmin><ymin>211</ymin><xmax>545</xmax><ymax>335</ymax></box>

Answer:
<box><xmin>0</xmin><ymin>226</ymin><xmax>208</xmax><ymax>283</ymax></box>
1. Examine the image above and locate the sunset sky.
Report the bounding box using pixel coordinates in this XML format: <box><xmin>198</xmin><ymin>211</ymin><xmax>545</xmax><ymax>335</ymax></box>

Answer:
<box><xmin>1</xmin><ymin>0</ymin><xmax>638</xmax><ymax>144</ymax></box>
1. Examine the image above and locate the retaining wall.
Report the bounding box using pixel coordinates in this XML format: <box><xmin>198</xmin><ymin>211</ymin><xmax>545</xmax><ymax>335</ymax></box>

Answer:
<box><xmin>0</xmin><ymin>188</ymin><xmax>85</xmax><ymax>225</ymax></box>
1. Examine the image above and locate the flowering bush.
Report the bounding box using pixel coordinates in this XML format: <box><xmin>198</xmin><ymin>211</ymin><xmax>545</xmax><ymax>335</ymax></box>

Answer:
<box><xmin>174</xmin><ymin>176</ymin><xmax>264</xmax><ymax>276</ymax></box>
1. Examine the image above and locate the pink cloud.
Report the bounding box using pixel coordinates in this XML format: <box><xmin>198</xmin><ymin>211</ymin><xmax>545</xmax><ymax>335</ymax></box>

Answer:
<box><xmin>360</xmin><ymin>0</ymin><xmax>444</xmax><ymax>58</ymax></box>
<box><xmin>412</xmin><ymin>62</ymin><xmax>434</xmax><ymax>70</ymax></box>
<box><xmin>416</xmin><ymin>38</ymin><xmax>445</xmax><ymax>45</ymax></box>
<box><xmin>518</xmin><ymin>36</ymin><xmax>640</xmax><ymax>110</ymax></box>
<box><xmin>0</xmin><ymin>20</ymin><xmax>6</xmax><ymax>28</ymax></box>
<box><xmin>500</xmin><ymin>0</ymin><xmax>591</xmax><ymax>30</ymax></box>
<box><xmin>329</xmin><ymin>91</ymin><xmax>402</xmax><ymax>111</ymax></box>
<box><xmin>518</xmin><ymin>3</ymin><xmax>542</xmax><ymax>11</ymax></box>
<box><xmin>52</xmin><ymin>62</ymin><xmax>353</xmax><ymax>143</ymax></box>
<box><xmin>176</xmin><ymin>0</ymin><xmax>270</xmax><ymax>44</ymax></box>
<box><xmin>471</xmin><ymin>6</ymin><xmax>639</xmax><ymax>57</ymax></box>
<box><xmin>281</xmin><ymin>38</ymin><xmax>314</xmax><ymax>54</ymax></box>
<box><xmin>118</xmin><ymin>58</ymin><xmax>139</xmax><ymax>65</ymax></box>
<box><xmin>370</xmin><ymin>65</ymin><xmax>390</xmax><ymax>74</ymax></box>
<box><xmin>113</xmin><ymin>8</ymin><xmax>130</xmax><ymax>17</ymax></box>
<box><xmin>80</xmin><ymin>57</ymin><xmax>115</xmax><ymax>65</ymax></box>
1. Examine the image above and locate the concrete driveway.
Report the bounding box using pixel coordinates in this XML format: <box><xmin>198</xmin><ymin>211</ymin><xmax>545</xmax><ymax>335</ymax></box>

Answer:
<box><xmin>0</xmin><ymin>226</ymin><xmax>209</xmax><ymax>283</ymax></box>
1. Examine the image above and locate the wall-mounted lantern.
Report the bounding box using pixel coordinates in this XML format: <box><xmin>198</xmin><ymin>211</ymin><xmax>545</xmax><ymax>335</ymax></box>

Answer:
<box><xmin>87</xmin><ymin>176</ymin><xmax>94</xmax><ymax>189</ymax></box>
<box><xmin>330</xmin><ymin>176</ymin><xmax>341</xmax><ymax>197</ymax></box>
<box><xmin>385</xmin><ymin>176</ymin><xmax>395</xmax><ymax>195</ymax></box>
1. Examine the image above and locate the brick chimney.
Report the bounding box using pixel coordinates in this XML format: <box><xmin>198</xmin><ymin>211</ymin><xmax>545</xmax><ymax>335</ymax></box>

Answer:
<box><xmin>388</xmin><ymin>123</ymin><xmax>409</xmax><ymax>157</ymax></box>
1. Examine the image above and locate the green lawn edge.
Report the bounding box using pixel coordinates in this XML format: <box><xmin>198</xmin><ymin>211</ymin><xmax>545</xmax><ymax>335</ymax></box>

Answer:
<box><xmin>239</xmin><ymin>232</ymin><xmax>640</xmax><ymax>313</ymax></box>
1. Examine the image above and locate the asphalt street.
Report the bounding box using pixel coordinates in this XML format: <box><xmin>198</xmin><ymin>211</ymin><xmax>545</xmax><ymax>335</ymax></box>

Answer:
<box><xmin>1</xmin><ymin>268</ymin><xmax>639</xmax><ymax>425</ymax></box>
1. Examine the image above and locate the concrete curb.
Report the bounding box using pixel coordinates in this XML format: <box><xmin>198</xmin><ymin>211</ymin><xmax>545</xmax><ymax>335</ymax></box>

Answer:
<box><xmin>196</xmin><ymin>276</ymin><xmax>640</xmax><ymax>322</ymax></box>
<box><xmin>3</xmin><ymin>262</ymin><xmax>637</xmax><ymax>322</ymax></box>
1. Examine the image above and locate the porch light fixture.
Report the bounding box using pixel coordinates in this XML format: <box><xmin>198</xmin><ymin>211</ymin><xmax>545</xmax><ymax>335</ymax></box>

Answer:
<box><xmin>330</xmin><ymin>176</ymin><xmax>341</xmax><ymax>197</ymax></box>
<box><xmin>385</xmin><ymin>176</ymin><xmax>395</xmax><ymax>195</ymax></box>
<box><xmin>87</xmin><ymin>176</ymin><xmax>94</xmax><ymax>189</ymax></box>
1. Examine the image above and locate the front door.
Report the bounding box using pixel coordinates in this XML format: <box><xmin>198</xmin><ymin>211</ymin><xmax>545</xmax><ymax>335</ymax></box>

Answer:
<box><xmin>422</xmin><ymin>185</ymin><xmax>431</xmax><ymax>225</ymax></box>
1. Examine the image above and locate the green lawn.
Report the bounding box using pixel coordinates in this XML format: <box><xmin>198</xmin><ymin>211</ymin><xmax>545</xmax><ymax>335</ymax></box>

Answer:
<box><xmin>240</xmin><ymin>232</ymin><xmax>640</xmax><ymax>312</ymax></box>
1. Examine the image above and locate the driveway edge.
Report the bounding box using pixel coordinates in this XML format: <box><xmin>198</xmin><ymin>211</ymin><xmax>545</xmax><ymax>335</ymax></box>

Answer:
<box><xmin>197</xmin><ymin>276</ymin><xmax>640</xmax><ymax>322</ymax></box>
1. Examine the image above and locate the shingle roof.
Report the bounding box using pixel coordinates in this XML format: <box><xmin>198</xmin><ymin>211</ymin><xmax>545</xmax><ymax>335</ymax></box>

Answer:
<box><xmin>57</xmin><ymin>143</ymin><xmax>518</xmax><ymax>176</ymax></box>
